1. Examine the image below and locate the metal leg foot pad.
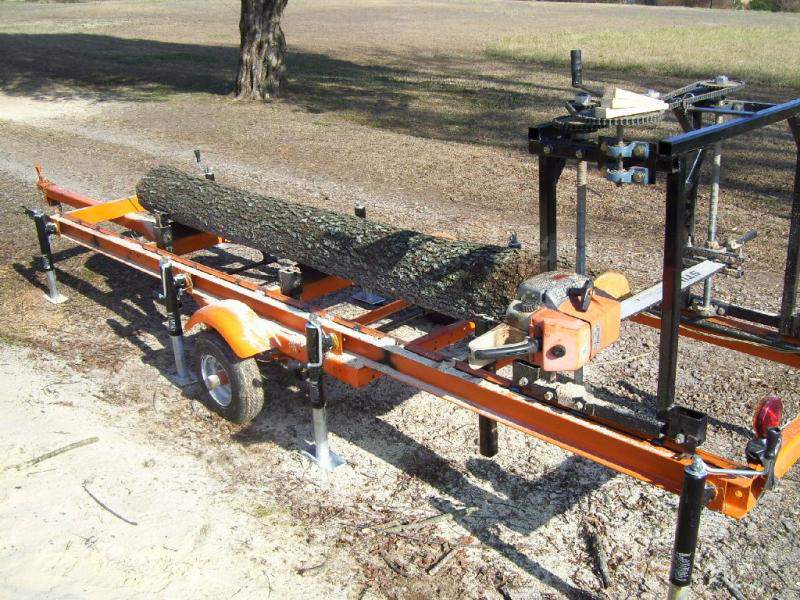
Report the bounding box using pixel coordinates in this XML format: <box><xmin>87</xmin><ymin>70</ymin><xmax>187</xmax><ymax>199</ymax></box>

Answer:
<box><xmin>43</xmin><ymin>292</ymin><xmax>68</xmax><ymax>304</ymax></box>
<box><xmin>301</xmin><ymin>444</ymin><xmax>346</xmax><ymax>471</ymax></box>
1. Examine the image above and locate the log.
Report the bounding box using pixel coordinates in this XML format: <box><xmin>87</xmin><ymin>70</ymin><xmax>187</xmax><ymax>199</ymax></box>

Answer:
<box><xmin>136</xmin><ymin>166</ymin><xmax>540</xmax><ymax>320</ymax></box>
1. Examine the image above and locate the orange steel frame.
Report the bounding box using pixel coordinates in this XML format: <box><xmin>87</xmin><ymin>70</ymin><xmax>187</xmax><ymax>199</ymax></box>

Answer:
<box><xmin>35</xmin><ymin>176</ymin><xmax>800</xmax><ymax>520</ymax></box>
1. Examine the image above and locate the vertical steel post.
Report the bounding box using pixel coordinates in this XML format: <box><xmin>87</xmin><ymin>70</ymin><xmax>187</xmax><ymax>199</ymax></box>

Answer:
<box><xmin>352</xmin><ymin>203</ymin><xmax>385</xmax><ymax>306</ymax></box>
<box><xmin>667</xmin><ymin>456</ymin><xmax>709</xmax><ymax>600</ymax></box>
<box><xmin>303</xmin><ymin>318</ymin><xmax>344</xmax><ymax>470</ymax></box>
<box><xmin>780</xmin><ymin>117</ymin><xmax>800</xmax><ymax>336</ymax></box>
<box><xmin>575</xmin><ymin>149</ymin><xmax>588</xmax><ymax>386</ymax></box>
<box><xmin>159</xmin><ymin>259</ymin><xmax>190</xmax><ymax>384</ymax></box>
<box><xmin>538</xmin><ymin>156</ymin><xmax>565</xmax><ymax>272</ymax></box>
<box><xmin>702</xmin><ymin>113</ymin><xmax>725</xmax><ymax>309</ymax></box>
<box><xmin>657</xmin><ymin>156</ymin><xmax>689</xmax><ymax>415</ymax></box>
<box><xmin>478</xmin><ymin>415</ymin><xmax>498</xmax><ymax>457</ymax></box>
<box><xmin>31</xmin><ymin>210</ymin><xmax>68</xmax><ymax>304</ymax></box>
<box><xmin>685</xmin><ymin>112</ymin><xmax>703</xmax><ymax>248</ymax></box>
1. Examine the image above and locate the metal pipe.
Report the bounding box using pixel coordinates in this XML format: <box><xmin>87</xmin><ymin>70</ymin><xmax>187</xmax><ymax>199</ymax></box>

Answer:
<box><xmin>659</xmin><ymin>98</ymin><xmax>800</xmax><ymax>156</ymax></box>
<box><xmin>780</xmin><ymin>117</ymin><xmax>800</xmax><ymax>336</ymax></box>
<box><xmin>575</xmin><ymin>154</ymin><xmax>587</xmax><ymax>386</ymax></box>
<box><xmin>703</xmin><ymin>114</ymin><xmax>725</xmax><ymax>308</ymax></box>
<box><xmin>478</xmin><ymin>414</ymin><xmax>498</xmax><ymax>457</ymax></box>
<box><xmin>538</xmin><ymin>156</ymin><xmax>566</xmax><ymax>272</ymax></box>
<box><xmin>657</xmin><ymin>157</ymin><xmax>689</xmax><ymax>415</ymax></box>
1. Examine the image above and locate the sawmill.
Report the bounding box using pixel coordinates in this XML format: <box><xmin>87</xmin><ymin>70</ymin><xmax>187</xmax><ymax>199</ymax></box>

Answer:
<box><xmin>25</xmin><ymin>51</ymin><xmax>800</xmax><ymax>598</ymax></box>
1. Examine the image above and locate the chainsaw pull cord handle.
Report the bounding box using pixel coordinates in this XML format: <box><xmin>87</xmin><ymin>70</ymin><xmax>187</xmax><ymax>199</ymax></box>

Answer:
<box><xmin>472</xmin><ymin>337</ymin><xmax>540</xmax><ymax>362</ymax></box>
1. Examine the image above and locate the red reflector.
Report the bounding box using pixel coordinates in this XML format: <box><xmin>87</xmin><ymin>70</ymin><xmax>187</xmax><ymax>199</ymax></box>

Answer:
<box><xmin>753</xmin><ymin>395</ymin><xmax>783</xmax><ymax>438</ymax></box>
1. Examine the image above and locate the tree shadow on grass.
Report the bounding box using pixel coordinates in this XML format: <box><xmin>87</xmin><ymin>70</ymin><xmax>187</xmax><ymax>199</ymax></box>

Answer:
<box><xmin>0</xmin><ymin>32</ymin><xmax>564</xmax><ymax>148</ymax></box>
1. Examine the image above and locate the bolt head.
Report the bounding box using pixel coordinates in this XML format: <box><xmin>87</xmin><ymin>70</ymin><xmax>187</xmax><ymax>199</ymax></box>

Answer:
<box><xmin>543</xmin><ymin>391</ymin><xmax>554</xmax><ymax>401</ymax></box>
<box><xmin>543</xmin><ymin>145</ymin><xmax>552</xmax><ymax>155</ymax></box>
<box><xmin>518</xmin><ymin>377</ymin><xmax>529</xmax><ymax>387</ymax></box>
<box><xmin>633</xmin><ymin>171</ymin><xmax>645</xmax><ymax>183</ymax></box>
<box><xmin>575</xmin><ymin>150</ymin><xmax>583</xmax><ymax>159</ymax></box>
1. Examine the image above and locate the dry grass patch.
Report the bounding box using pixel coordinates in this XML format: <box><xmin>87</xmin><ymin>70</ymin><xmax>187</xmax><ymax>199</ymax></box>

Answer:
<box><xmin>487</xmin><ymin>25</ymin><xmax>800</xmax><ymax>88</ymax></box>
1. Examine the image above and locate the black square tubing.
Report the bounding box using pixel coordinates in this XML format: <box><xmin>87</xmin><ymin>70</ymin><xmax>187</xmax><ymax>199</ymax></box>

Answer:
<box><xmin>657</xmin><ymin>157</ymin><xmax>690</xmax><ymax>416</ymax></box>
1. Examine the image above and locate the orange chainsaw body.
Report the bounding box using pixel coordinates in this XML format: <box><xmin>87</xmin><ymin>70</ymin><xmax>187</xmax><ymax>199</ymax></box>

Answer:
<box><xmin>529</xmin><ymin>291</ymin><xmax>621</xmax><ymax>371</ymax></box>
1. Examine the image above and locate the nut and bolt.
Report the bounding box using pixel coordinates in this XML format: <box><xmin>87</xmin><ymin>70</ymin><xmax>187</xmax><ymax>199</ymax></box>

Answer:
<box><xmin>575</xmin><ymin>150</ymin><xmax>584</xmax><ymax>159</ymax></box>
<box><xmin>542</xmin><ymin>145</ymin><xmax>552</xmax><ymax>155</ymax></box>
<box><xmin>518</xmin><ymin>377</ymin><xmax>530</xmax><ymax>387</ymax></box>
<box><xmin>632</xmin><ymin>171</ymin><xmax>645</xmax><ymax>184</ymax></box>
<box><xmin>543</xmin><ymin>391</ymin><xmax>554</xmax><ymax>401</ymax></box>
<box><xmin>633</xmin><ymin>144</ymin><xmax>647</xmax><ymax>158</ymax></box>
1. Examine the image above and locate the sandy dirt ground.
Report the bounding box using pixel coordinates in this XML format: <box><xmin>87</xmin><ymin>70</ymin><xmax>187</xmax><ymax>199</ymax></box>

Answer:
<box><xmin>1</xmin><ymin>0</ymin><xmax>800</xmax><ymax>598</ymax></box>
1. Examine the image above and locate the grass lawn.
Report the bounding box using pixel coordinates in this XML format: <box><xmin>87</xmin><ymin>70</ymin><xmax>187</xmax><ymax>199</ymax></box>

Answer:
<box><xmin>487</xmin><ymin>25</ymin><xmax>800</xmax><ymax>88</ymax></box>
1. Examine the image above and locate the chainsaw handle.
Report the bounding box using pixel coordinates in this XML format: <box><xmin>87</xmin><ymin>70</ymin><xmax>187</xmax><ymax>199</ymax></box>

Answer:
<box><xmin>472</xmin><ymin>337</ymin><xmax>539</xmax><ymax>362</ymax></box>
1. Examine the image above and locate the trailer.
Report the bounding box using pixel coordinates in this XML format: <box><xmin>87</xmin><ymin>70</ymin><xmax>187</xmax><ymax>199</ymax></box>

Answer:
<box><xmin>24</xmin><ymin>54</ymin><xmax>800</xmax><ymax>598</ymax></box>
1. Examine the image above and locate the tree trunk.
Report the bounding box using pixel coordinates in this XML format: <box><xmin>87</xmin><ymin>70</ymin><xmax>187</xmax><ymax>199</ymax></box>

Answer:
<box><xmin>136</xmin><ymin>166</ymin><xmax>541</xmax><ymax>320</ymax></box>
<box><xmin>234</xmin><ymin>0</ymin><xmax>288</xmax><ymax>100</ymax></box>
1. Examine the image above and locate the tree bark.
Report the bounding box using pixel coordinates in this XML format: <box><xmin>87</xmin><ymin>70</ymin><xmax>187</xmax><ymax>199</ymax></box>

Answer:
<box><xmin>136</xmin><ymin>166</ymin><xmax>541</xmax><ymax>320</ymax></box>
<box><xmin>234</xmin><ymin>0</ymin><xmax>288</xmax><ymax>100</ymax></box>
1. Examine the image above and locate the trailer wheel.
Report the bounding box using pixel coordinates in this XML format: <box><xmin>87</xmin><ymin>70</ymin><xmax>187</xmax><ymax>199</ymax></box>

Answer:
<box><xmin>194</xmin><ymin>330</ymin><xmax>264</xmax><ymax>424</ymax></box>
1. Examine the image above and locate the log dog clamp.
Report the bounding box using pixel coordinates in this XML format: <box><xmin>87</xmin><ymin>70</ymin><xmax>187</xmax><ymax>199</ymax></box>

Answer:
<box><xmin>301</xmin><ymin>314</ymin><xmax>345</xmax><ymax>470</ymax></box>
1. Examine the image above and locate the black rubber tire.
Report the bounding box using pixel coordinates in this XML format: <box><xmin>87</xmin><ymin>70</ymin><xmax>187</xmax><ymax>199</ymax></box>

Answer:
<box><xmin>193</xmin><ymin>329</ymin><xmax>264</xmax><ymax>424</ymax></box>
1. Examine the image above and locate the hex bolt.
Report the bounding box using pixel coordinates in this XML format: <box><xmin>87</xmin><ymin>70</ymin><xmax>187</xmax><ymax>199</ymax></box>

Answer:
<box><xmin>633</xmin><ymin>144</ymin><xmax>647</xmax><ymax>158</ymax></box>
<box><xmin>543</xmin><ymin>391</ymin><xmax>554</xmax><ymax>401</ymax></box>
<box><xmin>518</xmin><ymin>377</ymin><xmax>530</xmax><ymax>387</ymax></box>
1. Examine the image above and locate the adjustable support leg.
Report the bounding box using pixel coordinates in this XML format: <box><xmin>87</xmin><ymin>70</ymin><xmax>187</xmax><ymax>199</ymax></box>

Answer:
<box><xmin>159</xmin><ymin>259</ymin><xmax>192</xmax><ymax>385</ymax></box>
<box><xmin>30</xmin><ymin>209</ymin><xmax>67</xmax><ymax>304</ymax></box>
<box><xmin>667</xmin><ymin>456</ymin><xmax>709</xmax><ymax>600</ymax></box>
<box><xmin>302</xmin><ymin>317</ymin><xmax>345</xmax><ymax>470</ymax></box>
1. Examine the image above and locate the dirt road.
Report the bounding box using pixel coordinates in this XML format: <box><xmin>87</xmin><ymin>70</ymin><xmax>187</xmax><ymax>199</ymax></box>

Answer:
<box><xmin>1</xmin><ymin>0</ymin><xmax>800</xmax><ymax>598</ymax></box>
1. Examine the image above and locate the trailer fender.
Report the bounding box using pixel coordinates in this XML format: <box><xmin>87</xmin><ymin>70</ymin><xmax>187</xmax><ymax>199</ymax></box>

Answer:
<box><xmin>185</xmin><ymin>299</ymin><xmax>280</xmax><ymax>358</ymax></box>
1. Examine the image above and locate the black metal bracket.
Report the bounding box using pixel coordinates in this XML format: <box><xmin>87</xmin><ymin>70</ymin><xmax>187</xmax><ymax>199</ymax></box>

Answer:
<box><xmin>664</xmin><ymin>405</ymin><xmax>708</xmax><ymax>452</ymax></box>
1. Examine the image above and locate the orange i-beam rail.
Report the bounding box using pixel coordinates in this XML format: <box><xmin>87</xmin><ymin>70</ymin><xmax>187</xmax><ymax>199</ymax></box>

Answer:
<box><xmin>37</xmin><ymin>179</ymin><xmax>800</xmax><ymax>520</ymax></box>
